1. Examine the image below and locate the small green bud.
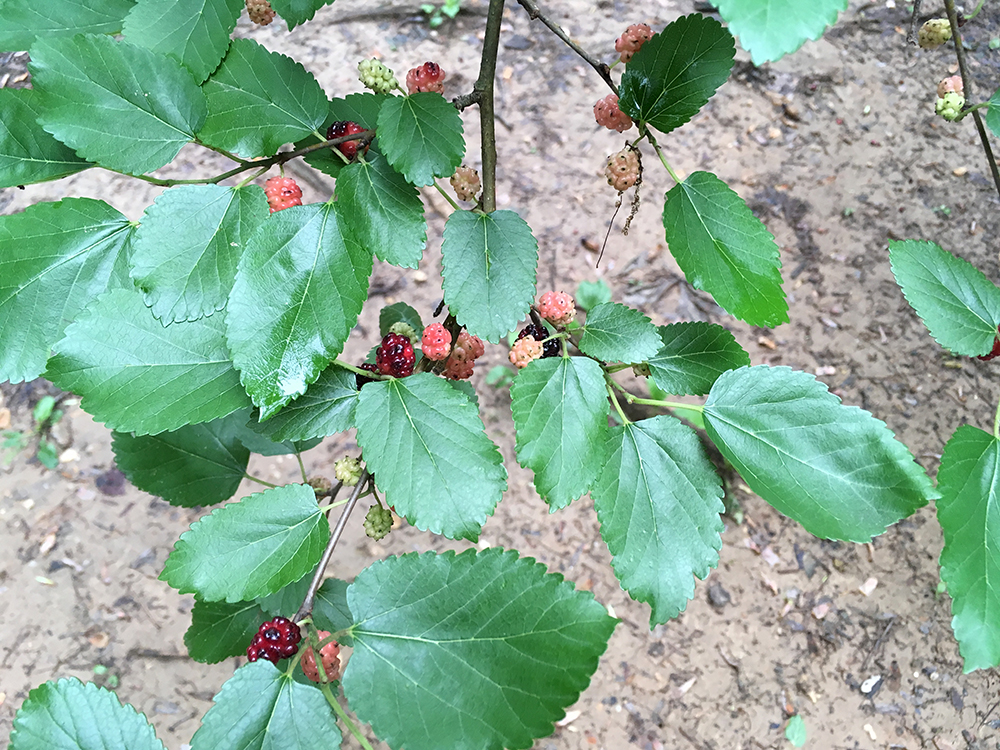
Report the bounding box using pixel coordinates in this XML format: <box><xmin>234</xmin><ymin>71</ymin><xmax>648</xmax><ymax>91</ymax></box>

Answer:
<box><xmin>358</xmin><ymin>59</ymin><xmax>398</xmax><ymax>95</ymax></box>
<box><xmin>388</xmin><ymin>321</ymin><xmax>419</xmax><ymax>346</ymax></box>
<box><xmin>363</xmin><ymin>505</ymin><xmax>393</xmax><ymax>541</ymax></box>
<box><xmin>918</xmin><ymin>18</ymin><xmax>952</xmax><ymax>49</ymax></box>
<box><xmin>335</xmin><ymin>456</ymin><xmax>363</xmax><ymax>486</ymax></box>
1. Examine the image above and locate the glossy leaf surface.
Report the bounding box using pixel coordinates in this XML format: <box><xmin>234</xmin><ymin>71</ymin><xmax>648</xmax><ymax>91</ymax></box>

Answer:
<box><xmin>377</xmin><ymin>92</ymin><xmax>464</xmax><ymax>186</ymax></box>
<box><xmin>0</xmin><ymin>0</ymin><xmax>135</xmax><ymax>52</ymax></box>
<box><xmin>579</xmin><ymin>302</ymin><xmax>661</xmax><ymax>363</ymax></box>
<box><xmin>185</xmin><ymin>599</ymin><xmax>269</xmax><ymax>663</ymax></box>
<box><xmin>715</xmin><ymin>0</ymin><xmax>847</xmax><ymax>63</ymax></box>
<box><xmin>0</xmin><ymin>88</ymin><xmax>90</xmax><ymax>188</ymax></box>
<box><xmin>648</xmin><ymin>322</ymin><xmax>750</xmax><ymax>396</ymax></box>
<box><xmin>344</xmin><ymin>549</ymin><xmax>616</xmax><ymax>750</ymax></box>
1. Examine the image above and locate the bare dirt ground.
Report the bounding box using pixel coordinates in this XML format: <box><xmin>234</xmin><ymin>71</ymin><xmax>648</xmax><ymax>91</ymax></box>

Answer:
<box><xmin>2</xmin><ymin>1</ymin><xmax>1000</xmax><ymax>748</ymax></box>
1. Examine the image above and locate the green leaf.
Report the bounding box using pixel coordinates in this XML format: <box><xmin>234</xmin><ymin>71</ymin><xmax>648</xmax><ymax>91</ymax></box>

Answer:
<box><xmin>510</xmin><ymin>357</ymin><xmax>609</xmax><ymax>510</ymax></box>
<box><xmin>379</xmin><ymin>302</ymin><xmax>424</xmax><ymax>336</ymax></box>
<box><xmin>161</xmin><ymin>483</ymin><xmax>330</xmax><ymax>602</ymax></box>
<box><xmin>185</xmin><ymin>599</ymin><xmax>268</xmax><ymax>663</ymax></box>
<box><xmin>30</xmin><ymin>34</ymin><xmax>206</xmax><ymax>174</ymax></box>
<box><xmin>576</xmin><ymin>279</ymin><xmax>612</xmax><ymax>312</ymax></box>
<box><xmin>314</xmin><ymin>578</ymin><xmax>354</xmax><ymax>636</ymax></box>
<box><xmin>648</xmin><ymin>322</ymin><xmax>750</xmax><ymax>396</ymax></box>
<box><xmin>355</xmin><ymin>374</ymin><xmax>506</xmax><ymax>541</ymax></box>
<box><xmin>936</xmin><ymin>424</ymin><xmax>1000</xmax><ymax>671</ymax></box>
<box><xmin>579</xmin><ymin>302</ymin><xmax>662</xmax><ymax>363</ymax></box>
<box><xmin>889</xmin><ymin>239</ymin><xmax>1000</xmax><ymax>357</ymax></box>
<box><xmin>303</xmin><ymin>93</ymin><xmax>388</xmax><ymax>179</ymax></box>
<box><xmin>593</xmin><ymin>415</ymin><xmax>724</xmax><ymax>625</ymax></box>
<box><xmin>703</xmin><ymin>366</ymin><xmax>936</xmax><ymax>542</ymax></box>
<box><xmin>715</xmin><ymin>0</ymin><xmax>847</xmax><ymax>64</ymax></box>
<box><xmin>0</xmin><ymin>198</ymin><xmax>133</xmax><ymax>383</ymax></box>
<box><xmin>269</xmin><ymin>0</ymin><xmax>332</xmax><ymax>29</ymax></box>
<box><xmin>198</xmin><ymin>38</ymin><xmax>328</xmax><ymax>159</ymax></box>
<box><xmin>0</xmin><ymin>0</ymin><xmax>136</xmax><ymax>52</ymax></box>
<box><xmin>190</xmin><ymin>661</ymin><xmax>341</xmax><ymax>750</ymax></box>
<box><xmin>46</xmin><ymin>288</ymin><xmax>252</xmax><ymax>435</ymax></box>
<box><xmin>232</xmin><ymin>419</ymin><xmax>322</xmax><ymax>456</ymax></box>
<box><xmin>377</xmin><ymin>92</ymin><xmax>465</xmax><ymax>186</ymax></box>
<box><xmin>619</xmin><ymin>14</ymin><xmax>735</xmax><ymax>135</ymax></box>
<box><xmin>227</xmin><ymin>203</ymin><xmax>372</xmax><ymax>419</ymax></box>
<box><xmin>784</xmin><ymin>714</ymin><xmax>807</xmax><ymax>747</ymax></box>
<box><xmin>256</xmin><ymin>567</ymin><xmax>314</xmax><ymax>618</ymax></box>
<box><xmin>441</xmin><ymin>210</ymin><xmax>538</xmax><ymax>343</ymax></box>
<box><xmin>248</xmin><ymin>364</ymin><xmax>358</xmax><ymax>442</ymax></box>
<box><xmin>0</xmin><ymin>89</ymin><xmax>91</xmax><ymax>188</ymax></box>
<box><xmin>111</xmin><ymin>413</ymin><xmax>250</xmax><ymax>507</ymax></box>
<box><xmin>663</xmin><ymin>171</ymin><xmax>786</xmax><ymax>327</ymax></box>
<box><xmin>122</xmin><ymin>0</ymin><xmax>243</xmax><ymax>83</ymax></box>
<box><xmin>337</xmin><ymin>154</ymin><xmax>426</xmax><ymax>268</ymax></box>
<box><xmin>344</xmin><ymin>548</ymin><xmax>616</xmax><ymax>750</ymax></box>
<box><xmin>10</xmin><ymin>678</ymin><xmax>164</xmax><ymax>750</ymax></box>
<box><xmin>986</xmin><ymin>87</ymin><xmax>1000</xmax><ymax>139</ymax></box>
<box><xmin>131</xmin><ymin>184</ymin><xmax>269</xmax><ymax>323</ymax></box>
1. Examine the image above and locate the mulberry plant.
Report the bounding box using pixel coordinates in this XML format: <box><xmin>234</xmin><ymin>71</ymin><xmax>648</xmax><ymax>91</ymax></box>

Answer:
<box><xmin>1</xmin><ymin>1</ymin><xmax>993</xmax><ymax>750</ymax></box>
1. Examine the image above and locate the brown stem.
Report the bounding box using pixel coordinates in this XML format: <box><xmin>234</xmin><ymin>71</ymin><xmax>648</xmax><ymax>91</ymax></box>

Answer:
<box><xmin>294</xmin><ymin>470</ymin><xmax>370</xmax><ymax>622</ymax></box>
<box><xmin>906</xmin><ymin>0</ymin><xmax>924</xmax><ymax>46</ymax></box>
<box><xmin>476</xmin><ymin>0</ymin><xmax>505</xmax><ymax>213</ymax></box>
<box><xmin>514</xmin><ymin>0</ymin><xmax>616</xmax><ymax>93</ymax></box>
<box><xmin>120</xmin><ymin>130</ymin><xmax>376</xmax><ymax>188</ymax></box>
<box><xmin>943</xmin><ymin>0</ymin><xmax>1000</xmax><ymax>201</ymax></box>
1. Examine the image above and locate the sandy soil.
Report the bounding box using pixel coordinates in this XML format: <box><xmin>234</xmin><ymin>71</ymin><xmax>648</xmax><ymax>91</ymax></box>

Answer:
<box><xmin>2</xmin><ymin>1</ymin><xmax>1000</xmax><ymax>748</ymax></box>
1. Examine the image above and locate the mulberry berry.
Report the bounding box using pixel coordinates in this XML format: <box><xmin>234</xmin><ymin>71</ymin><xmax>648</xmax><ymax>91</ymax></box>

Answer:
<box><xmin>246</xmin><ymin>0</ymin><xmax>275</xmax><ymax>25</ymax></box>
<box><xmin>301</xmin><ymin>631</ymin><xmax>341</xmax><ymax>683</ymax></box>
<box><xmin>355</xmin><ymin>362</ymin><xmax>381</xmax><ymax>389</ymax></box>
<box><xmin>517</xmin><ymin>324</ymin><xmax>559</xmax><ymax>358</ymax></box>
<box><xmin>421</xmin><ymin>323</ymin><xmax>452</xmax><ymax>361</ymax></box>
<box><xmin>615</xmin><ymin>23</ymin><xmax>654</xmax><ymax>64</ymax></box>
<box><xmin>918</xmin><ymin>18</ymin><xmax>952</xmax><ymax>49</ymax></box>
<box><xmin>376</xmin><ymin>332</ymin><xmax>416</xmax><ymax>378</ymax></box>
<box><xmin>509</xmin><ymin>338</ymin><xmax>543</xmax><ymax>369</ymax></box>
<box><xmin>363</xmin><ymin>505</ymin><xmax>393</xmax><ymax>541</ymax></box>
<box><xmin>594</xmin><ymin>94</ymin><xmax>633</xmax><ymax>133</ymax></box>
<box><xmin>247</xmin><ymin>617</ymin><xmax>301</xmax><ymax>663</ymax></box>
<box><xmin>450</xmin><ymin>166</ymin><xmax>481</xmax><ymax>202</ymax></box>
<box><xmin>264</xmin><ymin>176</ymin><xmax>302</xmax><ymax>213</ymax></box>
<box><xmin>358</xmin><ymin>58</ymin><xmax>398</xmax><ymax>95</ymax></box>
<box><xmin>406</xmin><ymin>61</ymin><xmax>446</xmax><ymax>94</ymax></box>
<box><xmin>335</xmin><ymin>456</ymin><xmax>363</xmax><ymax>486</ymax></box>
<box><xmin>327</xmin><ymin>121</ymin><xmax>369</xmax><ymax>161</ymax></box>
<box><xmin>537</xmin><ymin>291</ymin><xmax>576</xmax><ymax>327</ymax></box>
<box><xmin>936</xmin><ymin>92</ymin><xmax>965</xmax><ymax>121</ymax></box>
<box><xmin>604</xmin><ymin>148</ymin><xmax>640</xmax><ymax>192</ymax></box>
<box><xmin>937</xmin><ymin>75</ymin><xmax>963</xmax><ymax>98</ymax></box>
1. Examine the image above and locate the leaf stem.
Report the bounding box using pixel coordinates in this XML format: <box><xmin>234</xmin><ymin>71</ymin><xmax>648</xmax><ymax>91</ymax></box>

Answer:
<box><xmin>334</xmin><ymin>358</ymin><xmax>387</xmax><ymax>379</ymax></box>
<box><xmin>965</xmin><ymin>0</ymin><xmax>986</xmax><ymax>20</ymax></box>
<box><xmin>321</xmin><ymin>683</ymin><xmax>375</xmax><ymax>750</ymax></box>
<box><xmin>244</xmin><ymin>473</ymin><xmax>279</xmax><ymax>488</ymax></box>
<box><xmin>607</xmin><ymin>376</ymin><xmax>704</xmax><ymax>412</ymax></box>
<box><xmin>475</xmin><ymin>0</ymin><xmax>505</xmax><ymax>213</ymax></box>
<box><xmin>607</xmin><ymin>383</ymin><xmax>632</xmax><ymax>424</ymax></box>
<box><xmin>296</xmin><ymin>453</ymin><xmax>309</xmax><ymax>484</ymax></box>
<box><xmin>603</xmin><ymin>362</ymin><xmax>634</xmax><ymax>374</ymax></box>
<box><xmin>944</xmin><ymin>0</ymin><xmax>1000</xmax><ymax>201</ymax></box>
<box><xmin>644</xmin><ymin>129</ymin><xmax>681</xmax><ymax>185</ymax></box>
<box><xmin>294</xmin><ymin>470</ymin><xmax>370</xmax><ymax>622</ymax></box>
<box><xmin>433</xmin><ymin>179</ymin><xmax>461</xmax><ymax>211</ymax></box>
<box><xmin>514</xmin><ymin>0</ymin><xmax>617</xmax><ymax>94</ymax></box>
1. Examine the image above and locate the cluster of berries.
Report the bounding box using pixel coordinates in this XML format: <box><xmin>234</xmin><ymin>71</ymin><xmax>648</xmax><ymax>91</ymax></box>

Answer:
<box><xmin>594</xmin><ymin>94</ymin><xmax>633</xmax><ymax>133</ymax></box>
<box><xmin>406</xmin><ymin>62</ymin><xmax>446</xmax><ymax>94</ymax></box>
<box><xmin>615</xmin><ymin>23</ymin><xmax>654</xmax><ymax>63</ymax></box>
<box><xmin>509</xmin><ymin>324</ymin><xmax>559</xmax><ymax>369</ymax></box>
<box><xmin>537</xmin><ymin>291</ymin><xmax>576</xmax><ymax>327</ymax></box>
<box><xmin>450</xmin><ymin>166</ymin><xmax>481</xmax><ymax>202</ymax></box>
<box><xmin>376</xmin><ymin>332</ymin><xmax>416</xmax><ymax>378</ymax></box>
<box><xmin>358</xmin><ymin>58</ymin><xmax>398</xmax><ymax>95</ymax></box>
<box><xmin>327</xmin><ymin>120</ymin><xmax>369</xmax><ymax>161</ymax></box>
<box><xmin>364</xmin><ymin>505</ymin><xmax>393</xmax><ymax>540</ymax></box>
<box><xmin>334</xmin><ymin>456</ymin><xmax>363</xmax><ymax>486</ymax></box>
<box><xmin>246</xmin><ymin>0</ymin><xmax>275</xmax><ymax>25</ymax></box>
<box><xmin>301</xmin><ymin>631</ymin><xmax>342</xmax><ymax>683</ymax></box>
<box><xmin>918</xmin><ymin>18</ymin><xmax>952</xmax><ymax>49</ymax></box>
<box><xmin>419</xmin><ymin>323</ymin><xmax>486</xmax><ymax>379</ymax></box>
<box><xmin>604</xmin><ymin>147</ymin><xmax>640</xmax><ymax>192</ymax></box>
<box><xmin>264</xmin><ymin>176</ymin><xmax>302</xmax><ymax>213</ymax></box>
<box><xmin>935</xmin><ymin>75</ymin><xmax>965</xmax><ymax>121</ymax></box>
<box><xmin>246</xmin><ymin>617</ymin><xmax>301</xmax><ymax>664</ymax></box>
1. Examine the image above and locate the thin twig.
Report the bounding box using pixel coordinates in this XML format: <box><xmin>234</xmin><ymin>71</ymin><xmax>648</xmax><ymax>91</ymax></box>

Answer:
<box><xmin>943</xmin><ymin>0</ymin><xmax>1000</xmax><ymax>201</ymax></box>
<box><xmin>906</xmin><ymin>0</ymin><xmax>924</xmax><ymax>46</ymax></box>
<box><xmin>476</xmin><ymin>0</ymin><xmax>506</xmax><ymax>213</ymax></box>
<box><xmin>514</xmin><ymin>0</ymin><xmax>617</xmax><ymax>93</ymax></box>
<box><xmin>294</xmin><ymin>470</ymin><xmax>370</xmax><ymax>622</ymax></box>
